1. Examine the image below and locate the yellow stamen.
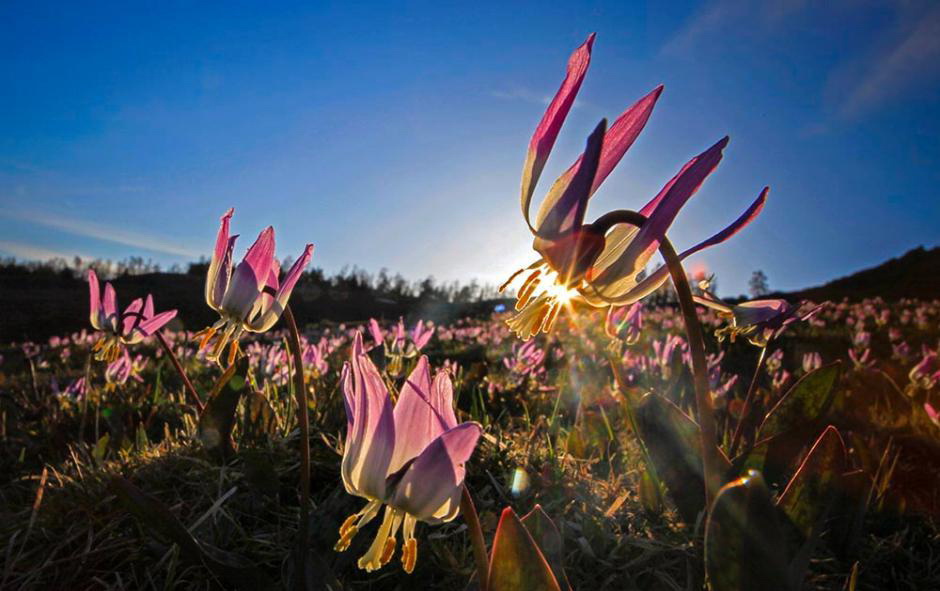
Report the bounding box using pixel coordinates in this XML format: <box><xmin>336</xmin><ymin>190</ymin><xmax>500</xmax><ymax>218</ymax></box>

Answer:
<box><xmin>401</xmin><ymin>538</ymin><xmax>417</xmax><ymax>574</ymax></box>
<box><xmin>515</xmin><ymin>270</ymin><xmax>542</xmax><ymax>311</ymax></box>
<box><xmin>379</xmin><ymin>536</ymin><xmax>396</xmax><ymax>565</ymax></box>
<box><xmin>498</xmin><ymin>267</ymin><xmax>525</xmax><ymax>293</ymax></box>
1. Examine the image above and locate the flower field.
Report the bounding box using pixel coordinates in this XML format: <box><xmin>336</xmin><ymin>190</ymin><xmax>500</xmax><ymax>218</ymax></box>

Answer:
<box><xmin>2</xmin><ymin>296</ymin><xmax>939</xmax><ymax>589</ymax></box>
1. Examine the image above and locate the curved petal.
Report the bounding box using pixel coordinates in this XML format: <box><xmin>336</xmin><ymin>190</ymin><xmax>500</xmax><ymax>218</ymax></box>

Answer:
<box><xmin>103</xmin><ymin>282</ymin><xmax>119</xmax><ymax>332</ymax></box>
<box><xmin>389</xmin><ymin>422</ymin><xmax>482</xmax><ymax>521</ymax></box>
<box><xmin>521</xmin><ymin>33</ymin><xmax>595</xmax><ymax>233</ymax></box>
<box><xmin>368</xmin><ymin>318</ymin><xmax>384</xmax><ymax>350</ymax></box>
<box><xmin>584</xmin><ymin>187</ymin><xmax>768</xmax><ymax>305</ymax></box>
<box><xmin>136</xmin><ymin>309</ymin><xmax>177</xmax><ymax>337</ymax></box>
<box><xmin>247</xmin><ymin>244</ymin><xmax>313</xmax><ymax>333</ymax></box>
<box><xmin>534</xmin><ymin>118</ymin><xmax>606</xmax><ymax>239</ymax></box>
<box><xmin>341</xmin><ymin>341</ymin><xmax>396</xmax><ymax>500</ymax></box>
<box><xmin>241</xmin><ymin>226</ymin><xmax>277</xmax><ymax>289</ymax></box>
<box><xmin>432</xmin><ymin>369</ymin><xmax>458</xmax><ymax>431</ymax></box>
<box><xmin>536</xmin><ymin>85</ymin><xmax>663</xmax><ymax>229</ymax></box>
<box><xmin>588</xmin><ymin>137</ymin><xmax>729</xmax><ymax>297</ymax></box>
<box><xmin>120</xmin><ymin>298</ymin><xmax>145</xmax><ymax>337</ymax></box>
<box><xmin>389</xmin><ymin>356</ymin><xmax>448</xmax><ymax>473</ymax></box>
<box><xmin>88</xmin><ymin>269</ymin><xmax>102</xmax><ymax>330</ymax></box>
<box><xmin>205</xmin><ymin>208</ymin><xmax>236</xmax><ymax>311</ymax></box>
<box><xmin>142</xmin><ymin>294</ymin><xmax>155</xmax><ymax>320</ymax></box>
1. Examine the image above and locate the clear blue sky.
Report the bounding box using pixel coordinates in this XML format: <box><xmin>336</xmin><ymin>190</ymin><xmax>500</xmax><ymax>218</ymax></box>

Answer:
<box><xmin>2</xmin><ymin>1</ymin><xmax>938</xmax><ymax>296</ymax></box>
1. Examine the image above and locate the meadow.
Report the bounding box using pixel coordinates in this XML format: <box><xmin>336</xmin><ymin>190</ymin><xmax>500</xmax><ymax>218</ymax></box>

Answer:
<box><xmin>2</xmin><ymin>295</ymin><xmax>939</xmax><ymax>589</ymax></box>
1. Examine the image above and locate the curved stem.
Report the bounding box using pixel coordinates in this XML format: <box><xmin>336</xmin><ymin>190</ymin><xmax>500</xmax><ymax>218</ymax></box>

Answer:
<box><xmin>155</xmin><ymin>330</ymin><xmax>204</xmax><ymax>413</ymax></box>
<box><xmin>729</xmin><ymin>345</ymin><xmax>767</xmax><ymax>457</ymax></box>
<box><xmin>284</xmin><ymin>305</ymin><xmax>311</xmax><ymax>587</ymax></box>
<box><xmin>460</xmin><ymin>484</ymin><xmax>489</xmax><ymax>591</ymax></box>
<box><xmin>658</xmin><ymin>239</ymin><xmax>721</xmax><ymax>509</ymax></box>
<box><xmin>588</xmin><ymin>208</ymin><xmax>721</xmax><ymax>508</ymax></box>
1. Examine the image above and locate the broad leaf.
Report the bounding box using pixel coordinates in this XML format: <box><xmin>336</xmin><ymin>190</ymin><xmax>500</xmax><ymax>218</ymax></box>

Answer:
<box><xmin>198</xmin><ymin>356</ymin><xmax>250</xmax><ymax>458</ymax></box>
<box><xmin>633</xmin><ymin>393</ymin><xmax>731</xmax><ymax>524</ymax></box>
<box><xmin>243</xmin><ymin>390</ymin><xmax>278</xmax><ymax>443</ymax></box>
<box><xmin>759</xmin><ymin>362</ymin><xmax>841</xmax><ymax>441</ymax></box>
<box><xmin>489</xmin><ymin>507</ymin><xmax>561</xmax><ymax>591</ymax></box>
<box><xmin>705</xmin><ymin>470</ymin><xmax>790</xmax><ymax>591</ymax></box>
<box><xmin>777</xmin><ymin>425</ymin><xmax>847</xmax><ymax>538</ymax></box>
<box><xmin>521</xmin><ymin>505</ymin><xmax>570</xmax><ymax>590</ymax></box>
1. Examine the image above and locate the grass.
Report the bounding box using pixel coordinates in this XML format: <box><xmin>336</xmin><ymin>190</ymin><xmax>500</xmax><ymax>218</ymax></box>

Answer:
<box><xmin>2</xmin><ymin>303</ymin><xmax>940</xmax><ymax>589</ymax></box>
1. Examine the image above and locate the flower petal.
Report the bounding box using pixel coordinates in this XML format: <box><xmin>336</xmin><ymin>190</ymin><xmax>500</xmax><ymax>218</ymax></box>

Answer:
<box><xmin>136</xmin><ymin>309</ymin><xmax>177</xmax><ymax>337</ymax></box>
<box><xmin>88</xmin><ymin>269</ymin><xmax>102</xmax><ymax>330</ymax></box>
<box><xmin>432</xmin><ymin>369</ymin><xmax>458</xmax><ymax>431</ymax></box>
<box><xmin>587</xmin><ymin>137</ymin><xmax>729</xmax><ymax>298</ymax></box>
<box><xmin>389</xmin><ymin>356</ymin><xmax>448</xmax><ymax>473</ymax></box>
<box><xmin>389</xmin><ymin>422</ymin><xmax>482</xmax><ymax>521</ymax></box>
<box><xmin>584</xmin><ymin>186</ymin><xmax>768</xmax><ymax>305</ymax></box>
<box><xmin>120</xmin><ymin>298</ymin><xmax>145</xmax><ymax>337</ymax></box>
<box><xmin>521</xmin><ymin>33</ymin><xmax>594</xmax><ymax>233</ymax></box>
<box><xmin>341</xmin><ymin>335</ymin><xmax>396</xmax><ymax>500</ymax></box>
<box><xmin>535</xmin><ymin>85</ymin><xmax>663</xmax><ymax>230</ymax></box>
<box><xmin>247</xmin><ymin>244</ymin><xmax>313</xmax><ymax>333</ymax></box>
<box><xmin>103</xmin><ymin>282</ymin><xmax>119</xmax><ymax>332</ymax></box>
<box><xmin>534</xmin><ymin>118</ymin><xmax>606</xmax><ymax>240</ymax></box>
<box><xmin>206</xmin><ymin>208</ymin><xmax>237</xmax><ymax>311</ymax></box>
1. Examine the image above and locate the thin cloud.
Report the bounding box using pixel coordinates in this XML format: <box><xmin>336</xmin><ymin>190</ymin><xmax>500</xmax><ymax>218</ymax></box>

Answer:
<box><xmin>0</xmin><ymin>240</ymin><xmax>88</xmax><ymax>262</ymax></box>
<box><xmin>0</xmin><ymin>208</ymin><xmax>201</xmax><ymax>258</ymax></box>
<box><xmin>838</xmin><ymin>6</ymin><xmax>940</xmax><ymax>119</ymax></box>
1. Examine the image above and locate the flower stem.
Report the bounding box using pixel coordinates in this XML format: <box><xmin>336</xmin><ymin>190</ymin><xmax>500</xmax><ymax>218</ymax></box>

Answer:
<box><xmin>659</xmin><ymin>239</ymin><xmax>721</xmax><ymax>510</ymax></box>
<box><xmin>283</xmin><ymin>305</ymin><xmax>311</xmax><ymax>585</ymax></box>
<box><xmin>461</xmin><ymin>484</ymin><xmax>489</xmax><ymax>591</ymax></box>
<box><xmin>729</xmin><ymin>345</ymin><xmax>767</xmax><ymax>457</ymax></box>
<box><xmin>589</xmin><ymin>208</ymin><xmax>722</xmax><ymax>509</ymax></box>
<box><xmin>155</xmin><ymin>330</ymin><xmax>204</xmax><ymax>414</ymax></box>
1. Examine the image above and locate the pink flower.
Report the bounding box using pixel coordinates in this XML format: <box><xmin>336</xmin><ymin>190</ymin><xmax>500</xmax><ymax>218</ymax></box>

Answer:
<box><xmin>502</xmin><ymin>34</ymin><xmax>768</xmax><ymax>340</ymax></box>
<box><xmin>606</xmin><ymin>301</ymin><xmax>643</xmax><ymax>344</ymax></box>
<box><xmin>693</xmin><ymin>288</ymin><xmax>821</xmax><ymax>347</ymax></box>
<box><xmin>88</xmin><ymin>269</ymin><xmax>177</xmax><ymax>361</ymax></box>
<box><xmin>335</xmin><ymin>333</ymin><xmax>482</xmax><ymax>573</ymax></box>
<box><xmin>198</xmin><ymin>208</ymin><xmax>313</xmax><ymax>363</ymax></box>
<box><xmin>925</xmin><ymin>402</ymin><xmax>940</xmax><ymax>428</ymax></box>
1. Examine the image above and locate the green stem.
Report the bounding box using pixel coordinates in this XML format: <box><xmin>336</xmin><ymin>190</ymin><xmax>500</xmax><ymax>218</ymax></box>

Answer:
<box><xmin>283</xmin><ymin>305</ymin><xmax>311</xmax><ymax>587</ymax></box>
<box><xmin>729</xmin><ymin>345</ymin><xmax>767</xmax><ymax>457</ymax></box>
<box><xmin>588</xmin><ymin>208</ymin><xmax>721</xmax><ymax>508</ymax></box>
<box><xmin>155</xmin><ymin>330</ymin><xmax>204</xmax><ymax>414</ymax></box>
<box><xmin>659</xmin><ymin>239</ymin><xmax>721</xmax><ymax>509</ymax></box>
<box><xmin>461</xmin><ymin>484</ymin><xmax>489</xmax><ymax>591</ymax></box>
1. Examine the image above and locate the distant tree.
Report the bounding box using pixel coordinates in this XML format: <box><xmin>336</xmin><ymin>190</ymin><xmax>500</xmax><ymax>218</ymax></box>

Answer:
<box><xmin>749</xmin><ymin>270</ymin><xmax>769</xmax><ymax>298</ymax></box>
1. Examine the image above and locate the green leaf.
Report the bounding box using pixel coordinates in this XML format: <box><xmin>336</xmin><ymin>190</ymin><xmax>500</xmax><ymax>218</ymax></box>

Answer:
<box><xmin>243</xmin><ymin>390</ymin><xmax>278</xmax><ymax>444</ymax></box>
<box><xmin>198</xmin><ymin>356</ymin><xmax>250</xmax><ymax>458</ymax></box>
<box><xmin>705</xmin><ymin>470</ymin><xmax>790</xmax><ymax>591</ymax></box>
<box><xmin>488</xmin><ymin>507</ymin><xmax>560</xmax><ymax>591</ymax></box>
<box><xmin>93</xmin><ymin>433</ymin><xmax>110</xmax><ymax>464</ymax></box>
<box><xmin>633</xmin><ymin>393</ymin><xmax>731</xmax><ymax>524</ymax></box>
<box><xmin>135</xmin><ymin>423</ymin><xmax>149</xmax><ymax>451</ymax></box>
<box><xmin>777</xmin><ymin>425</ymin><xmax>848</xmax><ymax>538</ymax></box>
<box><xmin>109</xmin><ymin>476</ymin><xmax>275</xmax><ymax>590</ymax></box>
<box><xmin>759</xmin><ymin>362</ymin><xmax>841</xmax><ymax>441</ymax></box>
<box><xmin>638</xmin><ymin>470</ymin><xmax>663</xmax><ymax>515</ymax></box>
<box><xmin>521</xmin><ymin>505</ymin><xmax>570</xmax><ymax>591</ymax></box>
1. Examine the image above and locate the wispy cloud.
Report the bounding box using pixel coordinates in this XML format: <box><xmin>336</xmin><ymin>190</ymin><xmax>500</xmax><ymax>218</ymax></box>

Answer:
<box><xmin>837</xmin><ymin>6</ymin><xmax>940</xmax><ymax>119</ymax></box>
<box><xmin>0</xmin><ymin>208</ymin><xmax>201</xmax><ymax>258</ymax></box>
<box><xmin>0</xmin><ymin>240</ymin><xmax>88</xmax><ymax>262</ymax></box>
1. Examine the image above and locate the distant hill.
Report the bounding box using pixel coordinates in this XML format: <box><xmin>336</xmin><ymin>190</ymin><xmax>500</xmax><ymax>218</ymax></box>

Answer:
<box><xmin>0</xmin><ymin>267</ymin><xmax>508</xmax><ymax>343</ymax></box>
<box><xmin>777</xmin><ymin>246</ymin><xmax>940</xmax><ymax>302</ymax></box>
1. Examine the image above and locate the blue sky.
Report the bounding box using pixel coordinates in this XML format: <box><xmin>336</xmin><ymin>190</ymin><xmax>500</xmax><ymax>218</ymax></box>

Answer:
<box><xmin>2</xmin><ymin>1</ymin><xmax>938</xmax><ymax>296</ymax></box>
